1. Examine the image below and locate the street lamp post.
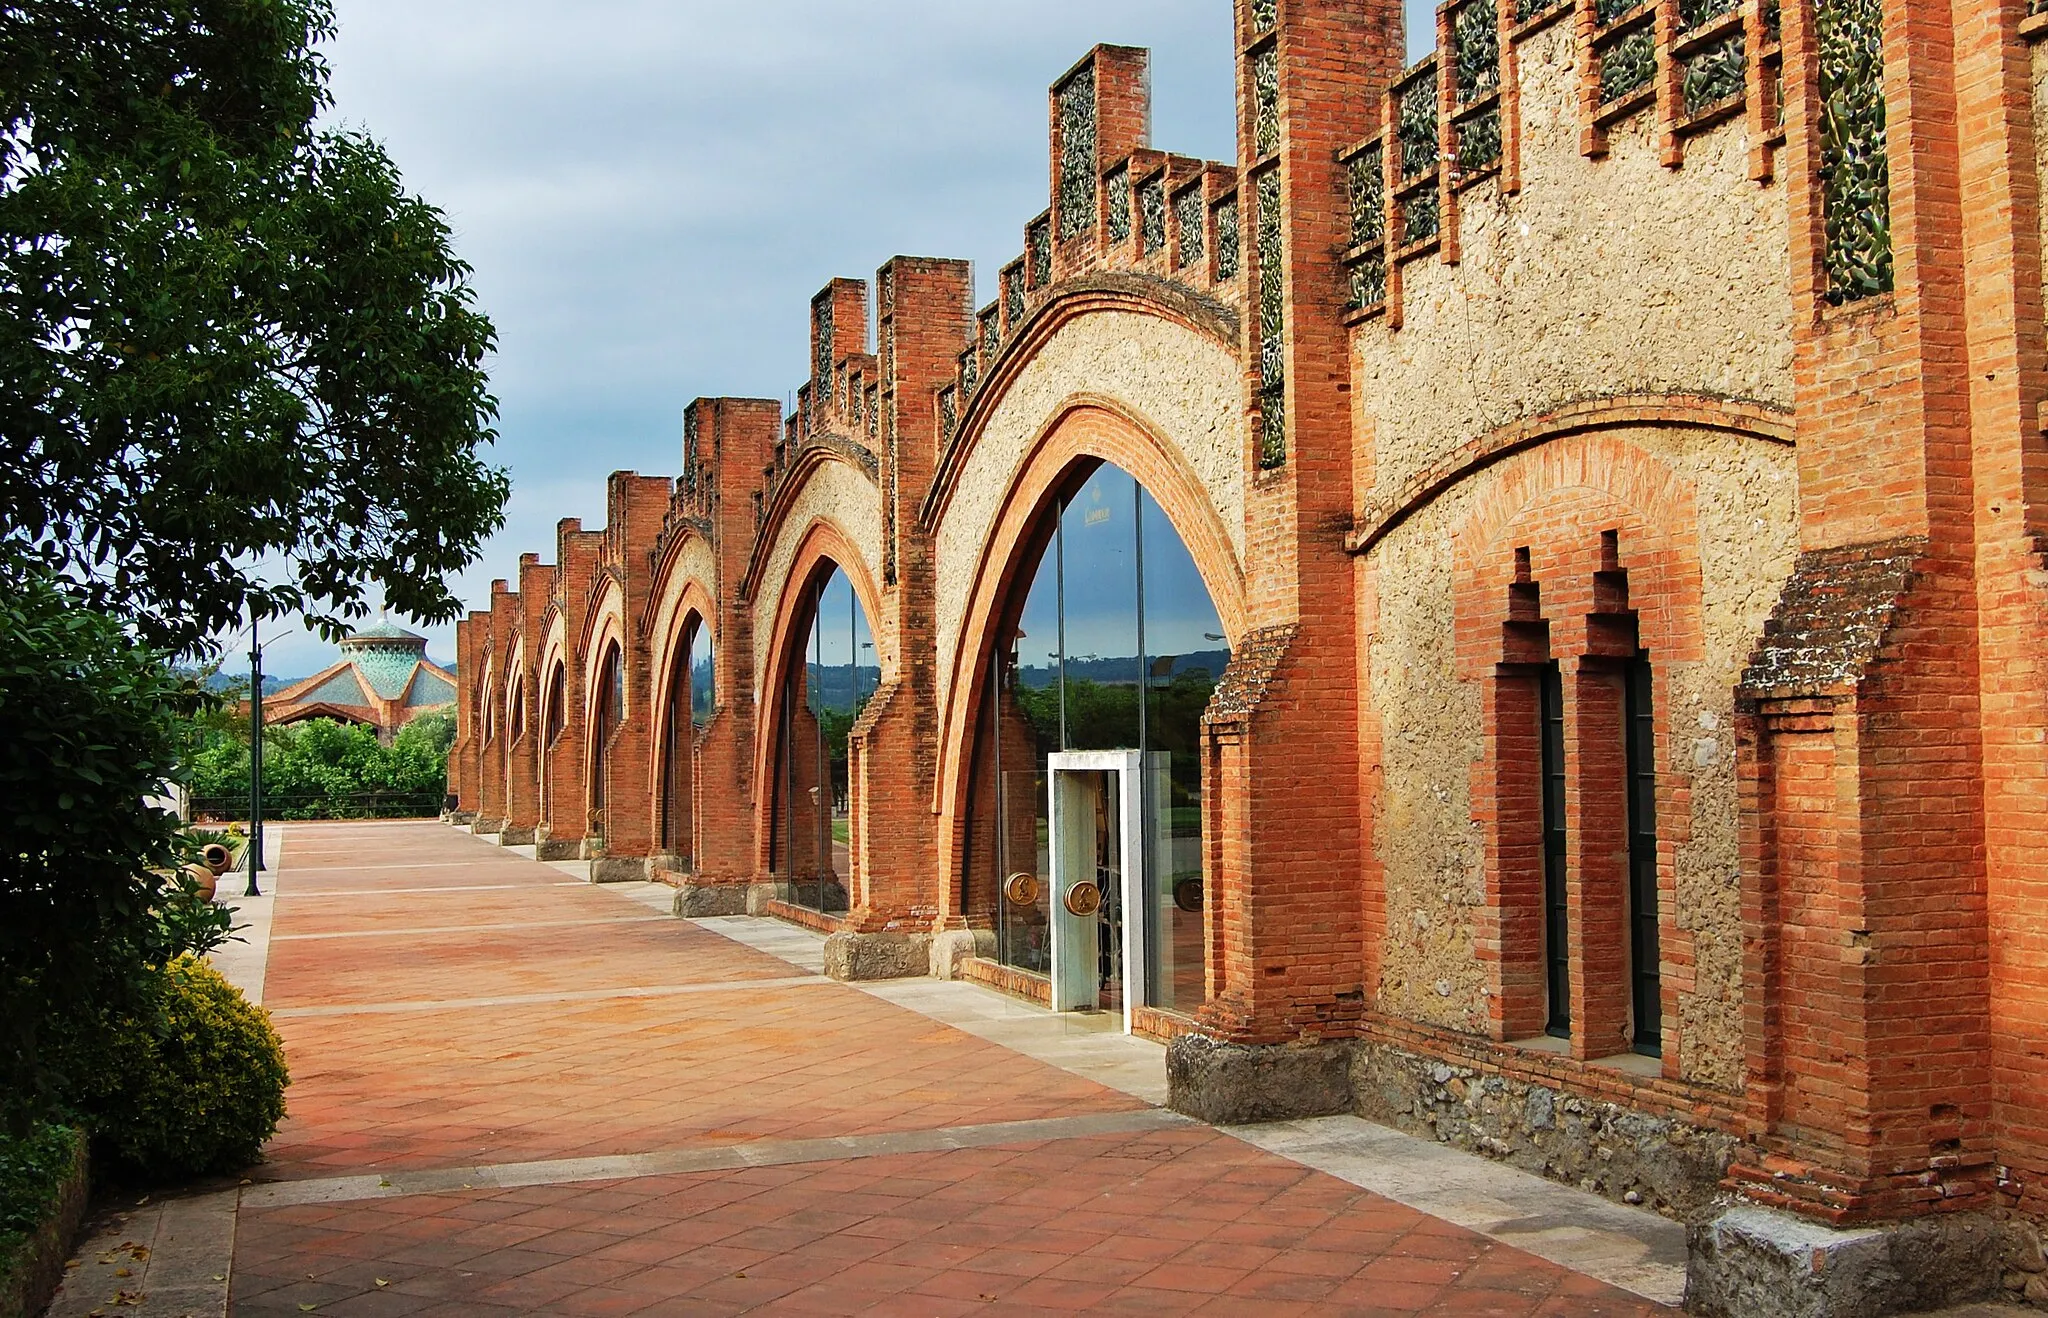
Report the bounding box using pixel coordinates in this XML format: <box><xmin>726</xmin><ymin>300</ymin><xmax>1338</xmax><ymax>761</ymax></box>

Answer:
<box><xmin>246</xmin><ymin>615</ymin><xmax>266</xmax><ymax>896</ymax></box>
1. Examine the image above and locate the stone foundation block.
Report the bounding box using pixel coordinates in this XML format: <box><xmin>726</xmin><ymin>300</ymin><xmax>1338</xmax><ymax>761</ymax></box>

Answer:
<box><xmin>535</xmin><ymin>838</ymin><xmax>582</xmax><ymax>861</ymax></box>
<box><xmin>822</xmin><ymin>930</ymin><xmax>932</xmax><ymax>982</ymax></box>
<box><xmin>672</xmin><ymin>882</ymin><xmax>751</xmax><ymax>918</ymax></box>
<box><xmin>449</xmin><ymin>811</ymin><xmax>477</xmax><ymax>826</ymax></box>
<box><xmin>928</xmin><ymin>928</ymin><xmax>993</xmax><ymax>980</ymax></box>
<box><xmin>746</xmin><ymin>883</ymin><xmax>784</xmax><ymax>916</ymax></box>
<box><xmin>1350</xmin><ymin>1039</ymin><xmax>1737</xmax><ymax>1222</ymax></box>
<box><xmin>497</xmin><ymin>826</ymin><xmax>537</xmax><ymax>847</ymax></box>
<box><xmin>1166</xmin><ymin>1035</ymin><xmax>1356</xmax><ymax>1125</ymax></box>
<box><xmin>589</xmin><ymin>856</ymin><xmax>649</xmax><ymax>884</ymax></box>
<box><xmin>472</xmin><ymin>817</ymin><xmax>507</xmax><ymax>837</ymax></box>
<box><xmin>1685</xmin><ymin>1206</ymin><xmax>2003</xmax><ymax>1318</ymax></box>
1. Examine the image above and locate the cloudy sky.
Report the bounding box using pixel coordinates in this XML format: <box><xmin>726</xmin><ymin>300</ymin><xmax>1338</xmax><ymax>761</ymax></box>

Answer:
<box><xmin>264</xmin><ymin>0</ymin><xmax>1435</xmax><ymax>676</ymax></box>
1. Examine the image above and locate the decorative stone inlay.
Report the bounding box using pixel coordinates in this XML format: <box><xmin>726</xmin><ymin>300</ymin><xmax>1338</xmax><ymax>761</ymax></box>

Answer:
<box><xmin>1139</xmin><ymin>175</ymin><xmax>1167</xmax><ymax>256</ymax></box>
<box><xmin>814</xmin><ymin>297</ymin><xmax>834</xmax><ymax>404</ymax></box>
<box><xmin>1216</xmin><ymin>197</ymin><xmax>1241</xmax><ymax>280</ymax></box>
<box><xmin>1029</xmin><ymin>219</ymin><xmax>1052</xmax><ymax>288</ymax></box>
<box><xmin>1599</xmin><ymin>26</ymin><xmax>1657</xmax><ymax>103</ymax></box>
<box><xmin>980</xmin><ymin>309</ymin><xmax>999</xmax><ymax>360</ymax></box>
<box><xmin>960</xmin><ymin>347</ymin><xmax>979</xmax><ymax>397</ymax></box>
<box><xmin>1682</xmin><ymin>34</ymin><xmax>1746</xmax><ymax>114</ymax></box>
<box><xmin>1175</xmin><ymin>187</ymin><xmax>1206</xmax><ymax>271</ymax></box>
<box><xmin>1256</xmin><ymin>168</ymin><xmax>1286</xmax><ymax>469</ymax></box>
<box><xmin>1405</xmin><ymin>181</ymin><xmax>1441</xmax><ymax>244</ymax></box>
<box><xmin>1349</xmin><ymin>144</ymin><xmax>1385</xmax><ymax>248</ymax></box>
<box><xmin>1457</xmin><ymin>106</ymin><xmax>1502</xmax><ymax>173</ymax></box>
<box><xmin>1106</xmin><ymin>164</ymin><xmax>1132</xmax><ymax>245</ymax></box>
<box><xmin>939</xmin><ymin>386</ymin><xmax>958</xmax><ymax>440</ymax></box>
<box><xmin>1679</xmin><ymin>0</ymin><xmax>1739</xmax><ymax>28</ymax></box>
<box><xmin>1517</xmin><ymin>0</ymin><xmax>1569</xmax><ymax>20</ymax></box>
<box><xmin>1399</xmin><ymin>73</ymin><xmax>1440</xmax><ymax>180</ymax></box>
<box><xmin>1003</xmin><ymin>263</ymin><xmax>1025</xmax><ymax>324</ymax></box>
<box><xmin>1250</xmin><ymin>0</ymin><xmax>1278</xmax><ymax>35</ymax></box>
<box><xmin>1455</xmin><ymin>1</ymin><xmax>1501</xmax><ymax>105</ymax></box>
<box><xmin>1057</xmin><ymin>65</ymin><xmax>1098</xmax><ymax>241</ymax></box>
<box><xmin>1347</xmin><ymin>249</ymin><xmax>1388</xmax><ymax>312</ymax></box>
<box><xmin>1817</xmin><ymin>0</ymin><xmax>1892</xmax><ymax>303</ymax></box>
<box><xmin>1253</xmin><ymin>45</ymin><xmax>1281</xmax><ymax>158</ymax></box>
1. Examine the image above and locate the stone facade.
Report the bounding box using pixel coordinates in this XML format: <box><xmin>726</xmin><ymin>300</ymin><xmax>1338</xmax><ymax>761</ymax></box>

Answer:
<box><xmin>452</xmin><ymin>3</ymin><xmax>2048</xmax><ymax>1309</ymax></box>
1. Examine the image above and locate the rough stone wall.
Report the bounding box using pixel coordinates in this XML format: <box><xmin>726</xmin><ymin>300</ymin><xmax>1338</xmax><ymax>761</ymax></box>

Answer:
<box><xmin>932</xmin><ymin>309</ymin><xmax>1242</xmax><ymax>706</ymax></box>
<box><xmin>647</xmin><ymin>532</ymin><xmax>718</xmax><ymax>683</ymax></box>
<box><xmin>749</xmin><ymin>458</ymin><xmax>884</xmax><ymax>698</ymax></box>
<box><xmin>1365</xmin><ymin>426</ymin><xmax>1798</xmax><ymax>1088</ymax></box>
<box><xmin>1351</xmin><ymin>1038</ymin><xmax>1741</xmax><ymax>1223</ymax></box>
<box><xmin>1353</xmin><ymin>19</ymin><xmax>1793</xmax><ymax>505</ymax></box>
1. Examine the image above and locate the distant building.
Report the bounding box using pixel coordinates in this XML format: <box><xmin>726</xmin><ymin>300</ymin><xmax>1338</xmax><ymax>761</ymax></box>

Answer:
<box><xmin>257</xmin><ymin>617</ymin><xmax>457</xmax><ymax>741</ymax></box>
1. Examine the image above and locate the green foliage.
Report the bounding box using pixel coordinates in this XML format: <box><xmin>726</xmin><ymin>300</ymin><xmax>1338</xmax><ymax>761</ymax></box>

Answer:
<box><xmin>185</xmin><ymin>715</ymin><xmax>451</xmax><ymax>817</ymax></box>
<box><xmin>0</xmin><ymin>558</ymin><xmax>232</xmax><ymax>1128</ymax></box>
<box><xmin>73</xmin><ymin>957</ymin><xmax>287</xmax><ymax>1182</ymax></box>
<box><xmin>0</xmin><ymin>1123</ymin><xmax>81</xmax><ymax>1286</ymax></box>
<box><xmin>0</xmin><ymin>0</ymin><xmax>507</xmax><ymax>655</ymax></box>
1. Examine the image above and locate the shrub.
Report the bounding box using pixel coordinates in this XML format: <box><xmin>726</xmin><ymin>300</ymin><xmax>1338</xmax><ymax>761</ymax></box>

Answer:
<box><xmin>0</xmin><ymin>1123</ymin><xmax>81</xmax><ymax>1287</ymax></box>
<box><xmin>80</xmin><ymin>958</ymin><xmax>288</xmax><ymax>1182</ymax></box>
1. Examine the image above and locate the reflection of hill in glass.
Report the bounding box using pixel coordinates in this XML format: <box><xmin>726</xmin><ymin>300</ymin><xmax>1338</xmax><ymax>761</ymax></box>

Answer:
<box><xmin>804</xmin><ymin>664</ymin><xmax>883</xmax><ymax>713</ymax></box>
<box><xmin>1015</xmin><ymin>648</ymin><xmax>1230</xmax><ymax>690</ymax></box>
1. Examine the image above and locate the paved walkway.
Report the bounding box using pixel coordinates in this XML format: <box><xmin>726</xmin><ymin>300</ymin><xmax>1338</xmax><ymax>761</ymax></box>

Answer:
<box><xmin>58</xmin><ymin>821</ymin><xmax>1686</xmax><ymax>1316</ymax></box>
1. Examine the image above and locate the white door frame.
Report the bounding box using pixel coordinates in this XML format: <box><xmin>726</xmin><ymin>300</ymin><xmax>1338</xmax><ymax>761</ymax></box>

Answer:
<box><xmin>1047</xmin><ymin>749</ymin><xmax>1145</xmax><ymax>1033</ymax></box>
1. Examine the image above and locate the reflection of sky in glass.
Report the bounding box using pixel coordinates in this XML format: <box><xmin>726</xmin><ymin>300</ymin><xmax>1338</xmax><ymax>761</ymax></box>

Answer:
<box><xmin>806</xmin><ymin>566</ymin><xmax>875</xmax><ymax>714</ymax></box>
<box><xmin>687</xmin><ymin>619</ymin><xmax>715</xmax><ymax>723</ymax></box>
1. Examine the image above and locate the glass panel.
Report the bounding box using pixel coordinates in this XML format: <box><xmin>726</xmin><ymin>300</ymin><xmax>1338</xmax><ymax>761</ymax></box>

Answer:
<box><xmin>1626</xmin><ymin>655</ymin><xmax>1661</xmax><ymax>1056</ymax></box>
<box><xmin>688</xmin><ymin>623</ymin><xmax>715</xmax><ymax>724</ymax></box>
<box><xmin>1061</xmin><ymin>466</ymin><xmax>1141</xmax><ymax>750</ymax></box>
<box><xmin>1140</xmin><ymin>490</ymin><xmax>1224</xmax><ymax>1015</ymax></box>
<box><xmin>775</xmin><ymin>566</ymin><xmax>872</xmax><ymax>913</ymax></box>
<box><xmin>1540</xmin><ymin>663</ymin><xmax>1570</xmax><ymax>1038</ymax></box>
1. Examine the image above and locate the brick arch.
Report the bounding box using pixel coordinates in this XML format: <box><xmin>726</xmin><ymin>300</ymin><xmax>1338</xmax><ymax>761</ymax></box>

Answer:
<box><xmin>932</xmin><ymin>402</ymin><xmax>1250</xmax><ymax>916</ymax></box>
<box><xmin>581</xmin><ymin>579</ymin><xmax>627</xmax><ymax>833</ymax></box>
<box><xmin>536</xmin><ymin>609</ymin><xmax>570</xmax><ymax>830</ymax></box>
<box><xmin>749</xmin><ymin>518</ymin><xmax>887</xmax><ymax>877</ymax></box>
<box><xmin>1417</xmin><ymin>430</ymin><xmax>1710</xmax><ymax>1066</ymax></box>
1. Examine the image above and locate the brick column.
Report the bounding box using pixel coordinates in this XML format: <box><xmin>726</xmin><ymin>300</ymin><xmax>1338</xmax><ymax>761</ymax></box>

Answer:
<box><xmin>589</xmin><ymin>472</ymin><xmax>676</xmax><ymax>882</ymax></box>
<box><xmin>537</xmin><ymin>521</ymin><xmax>602</xmax><ymax>860</ymax></box>
<box><xmin>1171</xmin><ymin>0</ymin><xmax>1403</xmax><ymax>1122</ymax></box>
<box><xmin>500</xmin><ymin>554</ymin><xmax>552</xmax><ymax>846</ymax></box>
<box><xmin>828</xmin><ymin>257</ymin><xmax>973</xmax><ymax>980</ymax></box>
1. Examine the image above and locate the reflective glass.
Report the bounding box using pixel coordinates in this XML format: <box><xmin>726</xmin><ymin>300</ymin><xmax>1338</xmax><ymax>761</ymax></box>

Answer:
<box><xmin>965</xmin><ymin>460</ymin><xmax>1228</xmax><ymax>1016</ymax></box>
<box><xmin>775</xmin><ymin>567</ymin><xmax>872</xmax><ymax>914</ymax></box>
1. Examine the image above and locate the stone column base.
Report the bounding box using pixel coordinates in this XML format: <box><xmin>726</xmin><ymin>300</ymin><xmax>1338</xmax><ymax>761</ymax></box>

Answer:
<box><xmin>1685</xmin><ymin>1206</ymin><xmax>2006</xmax><ymax>1318</ymax></box>
<box><xmin>589</xmin><ymin>856</ymin><xmax>649</xmax><ymax>884</ymax></box>
<box><xmin>671</xmin><ymin>882</ymin><xmax>755</xmax><ymax>918</ymax></box>
<box><xmin>928</xmin><ymin>928</ymin><xmax>994</xmax><ymax>979</ymax></box>
<box><xmin>498</xmin><ymin>826</ymin><xmax>537</xmax><ymax>847</ymax></box>
<box><xmin>472</xmin><ymin>817</ymin><xmax>507</xmax><ymax>837</ymax></box>
<box><xmin>535</xmin><ymin>838</ymin><xmax>582</xmax><ymax>861</ymax></box>
<box><xmin>1165</xmin><ymin>1035</ymin><xmax>1356</xmax><ymax>1125</ymax></box>
<box><xmin>448</xmin><ymin>811</ymin><xmax>477</xmax><ymax>826</ymax></box>
<box><xmin>822</xmin><ymin>930</ymin><xmax>932</xmax><ymax>982</ymax></box>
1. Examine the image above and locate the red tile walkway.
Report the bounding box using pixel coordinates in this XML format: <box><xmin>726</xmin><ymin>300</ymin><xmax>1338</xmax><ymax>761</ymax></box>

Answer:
<box><xmin>229</xmin><ymin>821</ymin><xmax>1668</xmax><ymax>1316</ymax></box>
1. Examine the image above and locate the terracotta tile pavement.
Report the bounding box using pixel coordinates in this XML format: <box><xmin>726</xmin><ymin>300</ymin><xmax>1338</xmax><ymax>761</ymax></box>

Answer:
<box><xmin>229</xmin><ymin>823</ymin><xmax>1669</xmax><ymax>1315</ymax></box>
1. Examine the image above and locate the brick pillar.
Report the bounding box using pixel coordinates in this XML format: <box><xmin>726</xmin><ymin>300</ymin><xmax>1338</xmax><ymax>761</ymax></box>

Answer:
<box><xmin>1179</xmin><ymin>0</ymin><xmax>1399</xmax><ymax>1086</ymax></box>
<box><xmin>472</xmin><ymin>583</ymin><xmax>510</xmax><ymax>832</ymax></box>
<box><xmin>1724</xmin><ymin>0</ymin><xmax>1995</xmax><ymax>1228</ymax></box>
<box><xmin>1949</xmin><ymin>0</ymin><xmax>2048</xmax><ymax>1224</ymax></box>
<box><xmin>589</xmin><ymin>472</ymin><xmax>676</xmax><ymax>881</ymax></box>
<box><xmin>840</xmin><ymin>256</ymin><xmax>972</xmax><ymax>952</ymax></box>
<box><xmin>1049</xmin><ymin>46</ymin><xmax>1151</xmax><ymax>283</ymax></box>
<box><xmin>450</xmin><ymin>617</ymin><xmax>479</xmax><ymax>820</ymax></box>
<box><xmin>501</xmin><ymin>554</ymin><xmax>552</xmax><ymax>845</ymax></box>
<box><xmin>683</xmin><ymin>399</ymin><xmax>776</xmax><ymax>903</ymax></box>
<box><xmin>538</xmin><ymin>521</ymin><xmax>602</xmax><ymax>859</ymax></box>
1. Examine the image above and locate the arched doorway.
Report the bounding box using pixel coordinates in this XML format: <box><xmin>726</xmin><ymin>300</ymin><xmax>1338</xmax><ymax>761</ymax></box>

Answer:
<box><xmin>963</xmin><ymin>460</ymin><xmax>1227</xmax><ymax>1022</ymax></box>
<box><xmin>539</xmin><ymin>661</ymin><xmax>566</xmax><ymax>826</ymax></box>
<box><xmin>659</xmin><ymin>615</ymin><xmax>715</xmax><ymax>861</ymax></box>
<box><xmin>589</xmin><ymin>641</ymin><xmax>624</xmax><ymax>842</ymax></box>
<box><xmin>769</xmin><ymin>563</ymin><xmax>875</xmax><ymax>914</ymax></box>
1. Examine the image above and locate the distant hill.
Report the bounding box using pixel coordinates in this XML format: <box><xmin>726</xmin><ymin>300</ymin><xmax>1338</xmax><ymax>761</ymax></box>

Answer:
<box><xmin>1016</xmin><ymin>648</ymin><xmax>1230</xmax><ymax>690</ymax></box>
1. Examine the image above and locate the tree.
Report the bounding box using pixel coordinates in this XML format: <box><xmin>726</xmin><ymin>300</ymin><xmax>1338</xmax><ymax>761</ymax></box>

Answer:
<box><xmin>0</xmin><ymin>0</ymin><xmax>507</xmax><ymax>654</ymax></box>
<box><xmin>0</xmin><ymin>560</ymin><xmax>229</xmax><ymax>1127</ymax></box>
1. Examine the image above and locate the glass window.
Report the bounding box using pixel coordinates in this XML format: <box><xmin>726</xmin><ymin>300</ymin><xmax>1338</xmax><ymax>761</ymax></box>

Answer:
<box><xmin>964</xmin><ymin>460</ymin><xmax>1227</xmax><ymax>1016</ymax></box>
<box><xmin>773</xmin><ymin>566</ymin><xmax>873</xmax><ymax>913</ymax></box>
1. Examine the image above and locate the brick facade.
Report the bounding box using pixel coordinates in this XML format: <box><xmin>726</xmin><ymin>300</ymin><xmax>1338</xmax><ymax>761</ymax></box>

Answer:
<box><xmin>449</xmin><ymin>0</ymin><xmax>2048</xmax><ymax>1248</ymax></box>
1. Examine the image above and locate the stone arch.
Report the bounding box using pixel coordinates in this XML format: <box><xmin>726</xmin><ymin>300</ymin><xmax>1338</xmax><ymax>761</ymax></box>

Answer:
<box><xmin>745</xmin><ymin>453</ymin><xmax>885</xmax><ymax>700</ymax></box>
<box><xmin>749</xmin><ymin>518</ymin><xmax>886</xmax><ymax>883</ymax></box>
<box><xmin>933</xmin><ymin>402</ymin><xmax>1249</xmax><ymax>918</ymax></box>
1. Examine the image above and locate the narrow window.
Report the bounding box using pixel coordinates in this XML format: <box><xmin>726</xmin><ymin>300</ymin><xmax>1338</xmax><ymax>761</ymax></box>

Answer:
<box><xmin>1540</xmin><ymin>662</ymin><xmax>1571</xmax><ymax>1038</ymax></box>
<box><xmin>1625</xmin><ymin>654</ymin><xmax>1662</xmax><ymax>1056</ymax></box>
